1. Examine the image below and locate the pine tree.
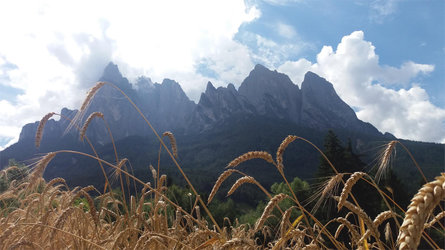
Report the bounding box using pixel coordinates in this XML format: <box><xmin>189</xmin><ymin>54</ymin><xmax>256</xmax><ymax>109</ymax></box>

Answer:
<box><xmin>315</xmin><ymin>131</ymin><xmax>380</xmax><ymax>219</ymax></box>
<box><xmin>315</xmin><ymin>130</ymin><xmax>344</xmax><ymax>179</ymax></box>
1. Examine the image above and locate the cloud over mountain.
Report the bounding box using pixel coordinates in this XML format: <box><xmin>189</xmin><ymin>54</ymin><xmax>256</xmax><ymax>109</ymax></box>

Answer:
<box><xmin>278</xmin><ymin>31</ymin><xmax>445</xmax><ymax>142</ymax></box>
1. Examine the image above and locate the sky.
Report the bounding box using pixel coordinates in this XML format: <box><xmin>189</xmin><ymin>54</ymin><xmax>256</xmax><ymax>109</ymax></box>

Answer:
<box><xmin>0</xmin><ymin>0</ymin><xmax>444</xmax><ymax>149</ymax></box>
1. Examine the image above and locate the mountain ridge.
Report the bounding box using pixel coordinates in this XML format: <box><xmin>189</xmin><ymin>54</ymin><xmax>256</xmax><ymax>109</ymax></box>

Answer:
<box><xmin>3</xmin><ymin>62</ymin><xmax>444</xmax><ymax>195</ymax></box>
<box><xmin>7</xmin><ymin>62</ymin><xmax>389</xmax><ymax>151</ymax></box>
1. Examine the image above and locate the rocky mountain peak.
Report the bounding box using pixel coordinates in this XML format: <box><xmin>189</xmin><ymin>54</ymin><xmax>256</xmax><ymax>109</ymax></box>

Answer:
<box><xmin>136</xmin><ymin>76</ymin><xmax>153</xmax><ymax>88</ymax></box>
<box><xmin>205</xmin><ymin>81</ymin><xmax>217</xmax><ymax>94</ymax></box>
<box><xmin>301</xmin><ymin>71</ymin><xmax>335</xmax><ymax>93</ymax></box>
<box><xmin>227</xmin><ymin>83</ymin><xmax>236</xmax><ymax>93</ymax></box>
<box><xmin>102</xmin><ymin>62</ymin><xmax>124</xmax><ymax>82</ymax></box>
<box><xmin>238</xmin><ymin>64</ymin><xmax>301</xmax><ymax>123</ymax></box>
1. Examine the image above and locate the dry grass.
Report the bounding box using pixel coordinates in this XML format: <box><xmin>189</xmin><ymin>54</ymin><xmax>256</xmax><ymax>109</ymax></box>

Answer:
<box><xmin>1</xmin><ymin>81</ymin><xmax>443</xmax><ymax>249</ymax></box>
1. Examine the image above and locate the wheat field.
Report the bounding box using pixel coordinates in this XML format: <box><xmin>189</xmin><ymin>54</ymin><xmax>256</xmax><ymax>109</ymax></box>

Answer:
<box><xmin>0</xmin><ymin>81</ymin><xmax>443</xmax><ymax>249</ymax></box>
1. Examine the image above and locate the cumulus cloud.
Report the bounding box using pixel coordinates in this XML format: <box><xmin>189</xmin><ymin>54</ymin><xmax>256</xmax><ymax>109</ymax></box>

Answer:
<box><xmin>278</xmin><ymin>31</ymin><xmax>445</xmax><ymax>143</ymax></box>
<box><xmin>0</xmin><ymin>0</ymin><xmax>260</xmax><ymax>148</ymax></box>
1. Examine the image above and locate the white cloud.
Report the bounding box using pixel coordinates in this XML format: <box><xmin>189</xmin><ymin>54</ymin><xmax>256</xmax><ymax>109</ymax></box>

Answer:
<box><xmin>277</xmin><ymin>22</ymin><xmax>297</xmax><ymax>39</ymax></box>
<box><xmin>278</xmin><ymin>31</ymin><xmax>445</xmax><ymax>143</ymax></box>
<box><xmin>0</xmin><ymin>0</ymin><xmax>260</xmax><ymax>148</ymax></box>
<box><xmin>277</xmin><ymin>58</ymin><xmax>312</xmax><ymax>86</ymax></box>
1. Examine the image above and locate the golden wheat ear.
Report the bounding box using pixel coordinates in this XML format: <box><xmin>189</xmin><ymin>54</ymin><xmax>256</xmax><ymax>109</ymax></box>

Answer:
<box><xmin>226</xmin><ymin>151</ymin><xmax>274</xmax><ymax>168</ymax></box>
<box><xmin>80</xmin><ymin>112</ymin><xmax>104</xmax><ymax>141</ymax></box>
<box><xmin>207</xmin><ymin>169</ymin><xmax>236</xmax><ymax>205</ymax></box>
<box><xmin>65</xmin><ymin>81</ymin><xmax>107</xmax><ymax>135</ymax></box>
<box><xmin>35</xmin><ymin>112</ymin><xmax>56</xmax><ymax>148</ymax></box>
<box><xmin>162</xmin><ymin>131</ymin><xmax>178</xmax><ymax>158</ymax></box>
<box><xmin>255</xmin><ymin>193</ymin><xmax>288</xmax><ymax>231</ymax></box>
<box><xmin>28</xmin><ymin>152</ymin><xmax>57</xmax><ymax>188</ymax></box>
<box><xmin>397</xmin><ymin>174</ymin><xmax>445</xmax><ymax>249</ymax></box>
<box><xmin>375</xmin><ymin>140</ymin><xmax>397</xmax><ymax>182</ymax></box>
<box><xmin>227</xmin><ymin>176</ymin><xmax>258</xmax><ymax>196</ymax></box>
<box><xmin>276</xmin><ymin>135</ymin><xmax>298</xmax><ymax>170</ymax></box>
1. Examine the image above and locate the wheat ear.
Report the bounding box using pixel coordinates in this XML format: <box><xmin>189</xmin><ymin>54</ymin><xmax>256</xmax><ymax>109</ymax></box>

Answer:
<box><xmin>35</xmin><ymin>112</ymin><xmax>55</xmax><ymax>148</ymax></box>
<box><xmin>255</xmin><ymin>193</ymin><xmax>288</xmax><ymax>231</ymax></box>
<box><xmin>376</xmin><ymin>140</ymin><xmax>397</xmax><ymax>182</ymax></box>
<box><xmin>28</xmin><ymin>152</ymin><xmax>57</xmax><ymax>186</ymax></box>
<box><xmin>80</xmin><ymin>112</ymin><xmax>104</xmax><ymax>141</ymax></box>
<box><xmin>149</xmin><ymin>165</ymin><xmax>157</xmax><ymax>182</ymax></box>
<box><xmin>280</xmin><ymin>206</ymin><xmax>295</xmax><ymax>237</ymax></box>
<box><xmin>227</xmin><ymin>176</ymin><xmax>258</xmax><ymax>196</ymax></box>
<box><xmin>359</xmin><ymin>210</ymin><xmax>398</xmax><ymax>245</ymax></box>
<box><xmin>312</xmin><ymin>173</ymin><xmax>344</xmax><ymax>214</ymax></box>
<box><xmin>424</xmin><ymin>211</ymin><xmax>445</xmax><ymax>229</ymax></box>
<box><xmin>208</xmin><ymin>169</ymin><xmax>236</xmax><ymax>204</ymax></box>
<box><xmin>66</xmin><ymin>81</ymin><xmax>107</xmax><ymax>133</ymax></box>
<box><xmin>162</xmin><ymin>131</ymin><xmax>178</xmax><ymax>158</ymax></box>
<box><xmin>276</xmin><ymin>135</ymin><xmax>297</xmax><ymax>170</ymax></box>
<box><xmin>226</xmin><ymin>151</ymin><xmax>274</xmax><ymax>168</ymax></box>
<box><xmin>384</xmin><ymin>222</ymin><xmax>392</xmax><ymax>243</ymax></box>
<box><xmin>338</xmin><ymin>172</ymin><xmax>366</xmax><ymax>211</ymax></box>
<box><xmin>397</xmin><ymin>174</ymin><xmax>445</xmax><ymax>249</ymax></box>
<box><xmin>221</xmin><ymin>238</ymin><xmax>252</xmax><ymax>249</ymax></box>
<box><xmin>333</xmin><ymin>196</ymin><xmax>380</xmax><ymax>243</ymax></box>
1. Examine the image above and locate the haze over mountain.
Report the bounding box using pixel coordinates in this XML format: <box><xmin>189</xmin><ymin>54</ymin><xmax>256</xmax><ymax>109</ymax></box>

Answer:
<box><xmin>3</xmin><ymin>62</ymin><xmax>443</xmax><ymax>193</ymax></box>
<box><xmin>8</xmin><ymin>62</ymin><xmax>389</xmax><ymax>147</ymax></box>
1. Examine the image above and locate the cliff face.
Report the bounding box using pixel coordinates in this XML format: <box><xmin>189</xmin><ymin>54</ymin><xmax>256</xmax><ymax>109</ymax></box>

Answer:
<box><xmin>238</xmin><ymin>64</ymin><xmax>302</xmax><ymax>123</ymax></box>
<box><xmin>300</xmin><ymin>71</ymin><xmax>380</xmax><ymax>135</ymax></box>
<box><xmin>189</xmin><ymin>82</ymin><xmax>256</xmax><ymax>132</ymax></box>
<box><xmin>11</xmin><ymin>62</ymin><xmax>384</xmax><ymax>152</ymax></box>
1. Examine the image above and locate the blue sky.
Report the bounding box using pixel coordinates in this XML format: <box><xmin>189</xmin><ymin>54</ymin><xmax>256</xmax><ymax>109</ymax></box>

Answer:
<box><xmin>242</xmin><ymin>0</ymin><xmax>445</xmax><ymax>106</ymax></box>
<box><xmin>0</xmin><ymin>0</ymin><xmax>444</xmax><ymax>149</ymax></box>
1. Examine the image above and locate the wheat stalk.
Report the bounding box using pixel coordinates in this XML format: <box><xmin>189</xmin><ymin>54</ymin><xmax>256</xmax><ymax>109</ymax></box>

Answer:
<box><xmin>66</xmin><ymin>81</ymin><xmax>107</xmax><ymax>133</ymax></box>
<box><xmin>35</xmin><ymin>112</ymin><xmax>56</xmax><ymax>148</ymax></box>
<box><xmin>226</xmin><ymin>176</ymin><xmax>258</xmax><ymax>197</ymax></box>
<box><xmin>424</xmin><ymin>211</ymin><xmax>445</xmax><ymax>229</ymax></box>
<box><xmin>28</xmin><ymin>152</ymin><xmax>57</xmax><ymax>187</ymax></box>
<box><xmin>333</xmin><ymin>196</ymin><xmax>380</xmax><ymax>245</ymax></box>
<box><xmin>221</xmin><ymin>238</ymin><xmax>252</xmax><ymax>249</ymax></box>
<box><xmin>384</xmin><ymin>222</ymin><xmax>392</xmax><ymax>243</ymax></box>
<box><xmin>207</xmin><ymin>169</ymin><xmax>236</xmax><ymax>205</ymax></box>
<box><xmin>255</xmin><ymin>193</ymin><xmax>288</xmax><ymax>231</ymax></box>
<box><xmin>376</xmin><ymin>140</ymin><xmax>397</xmax><ymax>182</ymax></box>
<box><xmin>162</xmin><ymin>131</ymin><xmax>178</xmax><ymax>158</ymax></box>
<box><xmin>226</xmin><ymin>151</ymin><xmax>274</xmax><ymax>168</ymax></box>
<box><xmin>276</xmin><ymin>135</ymin><xmax>297</xmax><ymax>170</ymax></box>
<box><xmin>359</xmin><ymin>210</ymin><xmax>398</xmax><ymax>245</ymax></box>
<box><xmin>80</xmin><ymin>112</ymin><xmax>104</xmax><ymax>141</ymax></box>
<box><xmin>335</xmin><ymin>217</ymin><xmax>360</xmax><ymax>245</ymax></box>
<box><xmin>312</xmin><ymin>173</ymin><xmax>344</xmax><ymax>214</ymax></box>
<box><xmin>397</xmin><ymin>174</ymin><xmax>445</xmax><ymax>249</ymax></box>
<box><xmin>338</xmin><ymin>172</ymin><xmax>366</xmax><ymax>211</ymax></box>
<box><xmin>279</xmin><ymin>206</ymin><xmax>294</xmax><ymax>237</ymax></box>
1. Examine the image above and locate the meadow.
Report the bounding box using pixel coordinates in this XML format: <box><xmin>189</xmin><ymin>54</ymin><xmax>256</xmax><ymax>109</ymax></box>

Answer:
<box><xmin>0</xmin><ymin>81</ymin><xmax>444</xmax><ymax>249</ymax></box>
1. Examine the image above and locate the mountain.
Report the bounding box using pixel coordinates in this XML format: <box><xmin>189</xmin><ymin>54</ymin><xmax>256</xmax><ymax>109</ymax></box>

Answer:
<box><xmin>238</xmin><ymin>64</ymin><xmax>302</xmax><ymax>123</ymax></box>
<box><xmin>85</xmin><ymin>63</ymin><xmax>196</xmax><ymax>143</ymax></box>
<box><xmin>2</xmin><ymin>62</ymin><xmax>441</xmax><ymax>195</ymax></box>
<box><xmin>189</xmin><ymin>82</ymin><xmax>256</xmax><ymax>132</ymax></box>
<box><xmin>300</xmin><ymin>71</ymin><xmax>381</xmax><ymax>135</ymax></box>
